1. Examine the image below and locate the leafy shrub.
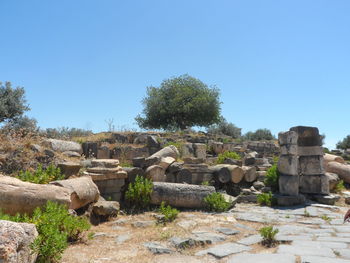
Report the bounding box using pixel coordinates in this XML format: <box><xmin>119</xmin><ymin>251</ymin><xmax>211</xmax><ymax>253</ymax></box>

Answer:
<box><xmin>264</xmin><ymin>164</ymin><xmax>279</xmax><ymax>192</ymax></box>
<box><xmin>334</xmin><ymin>180</ymin><xmax>345</xmax><ymax>193</ymax></box>
<box><xmin>44</xmin><ymin>127</ymin><xmax>93</xmax><ymax>139</ymax></box>
<box><xmin>17</xmin><ymin>164</ymin><xmax>64</xmax><ymax>184</ymax></box>
<box><xmin>259</xmin><ymin>226</ymin><xmax>279</xmax><ymax>247</ymax></box>
<box><xmin>217</xmin><ymin>151</ymin><xmax>241</xmax><ymax>164</ymax></box>
<box><xmin>0</xmin><ymin>201</ymin><xmax>90</xmax><ymax>263</ymax></box>
<box><xmin>125</xmin><ymin>175</ymin><xmax>153</xmax><ymax>211</ymax></box>
<box><xmin>337</xmin><ymin>135</ymin><xmax>350</xmax><ymax>150</ymax></box>
<box><xmin>158</xmin><ymin>202</ymin><xmax>179</xmax><ymax>223</ymax></box>
<box><xmin>204</xmin><ymin>192</ymin><xmax>230</xmax><ymax>212</ymax></box>
<box><xmin>201</xmin><ymin>181</ymin><xmax>210</xmax><ymax>186</ymax></box>
<box><xmin>257</xmin><ymin>192</ymin><xmax>275</xmax><ymax>207</ymax></box>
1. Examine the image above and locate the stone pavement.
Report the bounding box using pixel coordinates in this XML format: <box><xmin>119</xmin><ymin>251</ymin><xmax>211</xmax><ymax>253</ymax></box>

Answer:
<box><xmin>153</xmin><ymin>203</ymin><xmax>350</xmax><ymax>262</ymax></box>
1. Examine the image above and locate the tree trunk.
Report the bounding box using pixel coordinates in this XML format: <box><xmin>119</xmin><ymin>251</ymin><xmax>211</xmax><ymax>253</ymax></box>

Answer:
<box><xmin>150</xmin><ymin>182</ymin><xmax>215</xmax><ymax>208</ymax></box>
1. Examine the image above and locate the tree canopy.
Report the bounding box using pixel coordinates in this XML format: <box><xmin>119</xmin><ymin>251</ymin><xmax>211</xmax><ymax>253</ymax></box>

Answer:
<box><xmin>207</xmin><ymin>117</ymin><xmax>241</xmax><ymax>138</ymax></box>
<box><xmin>243</xmin><ymin>128</ymin><xmax>275</xmax><ymax>141</ymax></box>
<box><xmin>0</xmin><ymin>82</ymin><xmax>29</xmax><ymax>123</ymax></box>
<box><xmin>135</xmin><ymin>74</ymin><xmax>221</xmax><ymax>130</ymax></box>
<box><xmin>337</xmin><ymin>135</ymin><xmax>350</xmax><ymax>150</ymax></box>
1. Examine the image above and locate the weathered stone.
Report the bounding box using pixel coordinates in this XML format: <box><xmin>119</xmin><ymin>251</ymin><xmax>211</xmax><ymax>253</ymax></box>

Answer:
<box><xmin>290</xmin><ymin>126</ymin><xmax>322</xmax><ymax>146</ymax></box>
<box><xmin>122</xmin><ymin>167</ymin><xmax>144</xmax><ymax>182</ymax></box>
<box><xmin>299</xmin><ymin>174</ymin><xmax>329</xmax><ymax>194</ymax></box>
<box><xmin>176</xmin><ymin>168</ymin><xmax>192</xmax><ymax>184</ymax></box>
<box><xmin>215</xmin><ymin>227</ymin><xmax>240</xmax><ymax>235</ymax></box>
<box><xmin>326</xmin><ymin>162</ymin><xmax>350</xmax><ymax>184</ymax></box>
<box><xmin>169</xmin><ymin>237</ymin><xmax>195</xmax><ymax>249</ymax></box>
<box><xmin>193</xmin><ymin>231</ymin><xmax>226</xmax><ymax>243</ymax></box>
<box><xmin>183</xmin><ymin>157</ymin><xmax>205</xmax><ymax>164</ymax></box>
<box><xmin>132</xmin><ymin>157</ymin><xmax>145</xmax><ymax>168</ymax></box>
<box><xmin>62</xmin><ymin>151</ymin><xmax>81</xmax><ymax>157</ymax></box>
<box><xmin>181</xmin><ymin>143</ymin><xmax>195</xmax><ymax>158</ymax></box>
<box><xmin>82</xmin><ymin>142</ymin><xmax>98</xmax><ymax>158</ymax></box>
<box><xmin>150</xmin><ymin>182</ymin><xmax>215</xmax><ymax>208</ymax></box>
<box><xmin>292</xmin><ymin>240</ymin><xmax>347</xmax><ymax>249</ymax></box>
<box><xmin>144</xmin><ymin>242</ymin><xmax>173</xmax><ymax>254</ymax></box>
<box><xmin>299</xmin><ymin>156</ymin><xmax>325</xmax><ymax>175</ymax></box>
<box><xmin>149</xmin><ymin>146</ymin><xmax>179</xmax><ymax>160</ymax></box>
<box><xmin>97</xmin><ymin>146</ymin><xmax>110</xmax><ymax>159</ymax></box>
<box><xmin>196</xmin><ymin>242</ymin><xmax>251</xmax><ymax>258</ymax></box>
<box><xmin>115</xmin><ymin>234</ymin><xmax>131</xmax><ymax>244</ymax></box>
<box><xmin>300</xmin><ymin>256</ymin><xmax>349</xmax><ymax>263</ymax></box>
<box><xmin>158</xmin><ymin>157</ymin><xmax>175</xmax><ymax>170</ymax></box>
<box><xmin>278</xmin><ymin>156</ymin><xmax>299</xmax><ymax>175</ymax></box>
<box><xmin>50</xmin><ymin>176</ymin><xmax>100</xmax><ymax>210</ymax></box>
<box><xmin>144</xmin><ymin>156</ymin><xmax>160</xmax><ymax>167</ymax></box>
<box><xmin>0</xmin><ymin>220</ymin><xmax>38</xmax><ymax>263</ymax></box>
<box><xmin>0</xmin><ymin>175</ymin><xmax>71</xmax><ymax>215</ymax></box>
<box><xmin>167</xmin><ymin>162</ymin><xmax>183</xmax><ymax>174</ymax></box>
<box><xmin>278</xmin><ymin>131</ymin><xmax>298</xmax><ymax>146</ymax></box>
<box><xmin>253</xmin><ymin>181</ymin><xmax>265</xmax><ymax>190</ymax></box>
<box><xmin>228</xmin><ymin>253</ymin><xmax>296</xmax><ymax>263</ymax></box>
<box><xmin>324</xmin><ymin>153</ymin><xmax>345</xmax><ymax>164</ymax></box>
<box><xmin>298</xmin><ymin>146</ymin><xmax>324</xmax><ymax>156</ymax></box>
<box><xmin>325</xmin><ymin>173</ymin><xmax>340</xmax><ymax>192</ymax></box>
<box><xmin>237</xmin><ymin>234</ymin><xmax>262</xmax><ymax>245</ymax></box>
<box><xmin>145</xmin><ymin>165</ymin><xmax>165</xmax><ymax>182</ymax></box>
<box><xmin>193</xmin><ymin>143</ymin><xmax>206</xmax><ymax>159</ymax></box>
<box><xmin>57</xmin><ymin>162</ymin><xmax>82</xmax><ymax>178</ymax></box>
<box><xmin>279</xmin><ymin>174</ymin><xmax>300</xmax><ymax>196</ymax></box>
<box><xmin>91</xmin><ymin>159</ymin><xmax>120</xmax><ymax>168</ymax></box>
<box><xmin>132</xmin><ymin>221</ymin><xmax>154</xmax><ymax>228</ymax></box>
<box><xmin>44</xmin><ymin>138</ymin><xmax>82</xmax><ymax>153</ymax></box>
<box><xmin>313</xmin><ymin>194</ymin><xmax>339</xmax><ymax>205</ymax></box>
<box><xmin>277</xmin><ymin>244</ymin><xmax>335</xmax><ymax>257</ymax></box>
<box><xmin>92</xmin><ymin>200</ymin><xmax>119</xmax><ymax>217</ymax></box>
<box><xmin>275</xmin><ymin>194</ymin><xmax>305</xmax><ymax>206</ymax></box>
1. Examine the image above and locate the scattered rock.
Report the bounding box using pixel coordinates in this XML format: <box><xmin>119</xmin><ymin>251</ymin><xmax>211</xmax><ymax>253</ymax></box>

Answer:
<box><xmin>144</xmin><ymin>242</ymin><xmax>173</xmax><ymax>254</ymax></box>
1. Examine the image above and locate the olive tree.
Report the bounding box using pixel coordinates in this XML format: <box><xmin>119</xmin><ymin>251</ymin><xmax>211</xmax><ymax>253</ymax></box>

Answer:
<box><xmin>0</xmin><ymin>82</ymin><xmax>29</xmax><ymax>123</ymax></box>
<box><xmin>337</xmin><ymin>135</ymin><xmax>350</xmax><ymax>150</ymax></box>
<box><xmin>243</xmin><ymin>128</ymin><xmax>275</xmax><ymax>141</ymax></box>
<box><xmin>135</xmin><ymin>74</ymin><xmax>221</xmax><ymax>130</ymax></box>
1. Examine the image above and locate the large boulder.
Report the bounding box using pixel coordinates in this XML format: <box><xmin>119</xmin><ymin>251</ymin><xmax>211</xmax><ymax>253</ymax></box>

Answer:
<box><xmin>44</xmin><ymin>138</ymin><xmax>82</xmax><ymax>154</ymax></box>
<box><xmin>50</xmin><ymin>176</ymin><xmax>100</xmax><ymax>210</ymax></box>
<box><xmin>0</xmin><ymin>175</ymin><xmax>71</xmax><ymax>215</ymax></box>
<box><xmin>326</xmin><ymin>162</ymin><xmax>350</xmax><ymax>184</ymax></box>
<box><xmin>0</xmin><ymin>220</ymin><xmax>38</xmax><ymax>263</ymax></box>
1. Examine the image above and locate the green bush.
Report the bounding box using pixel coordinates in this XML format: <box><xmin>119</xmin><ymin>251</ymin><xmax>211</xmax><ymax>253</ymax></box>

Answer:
<box><xmin>264</xmin><ymin>164</ymin><xmax>279</xmax><ymax>191</ymax></box>
<box><xmin>217</xmin><ymin>151</ymin><xmax>241</xmax><ymax>164</ymax></box>
<box><xmin>158</xmin><ymin>202</ymin><xmax>179</xmax><ymax>223</ymax></box>
<box><xmin>17</xmin><ymin>164</ymin><xmax>64</xmax><ymax>184</ymax></box>
<box><xmin>204</xmin><ymin>192</ymin><xmax>230</xmax><ymax>212</ymax></box>
<box><xmin>334</xmin><ymin>180</ymin><xmax>345</xmax><ymax>193</ymax></box>
<box><xmin>0</xmin><ymin>201</ymin><xmax>90</xmax><ymax>263</ymax></box>
<box><xmin>259</xmin><ymin>226</ymin><xmax>279</xmax><ymax>247</ymax></box>
<box><xmin>125</xmin><ymin>175</ymin><xmax>153</xmax><ymax>211</ymax></box>
<box><xmin>257</xmin><ymin>191</ymin><xmax>275</xmax><ymax>207</ymax></box>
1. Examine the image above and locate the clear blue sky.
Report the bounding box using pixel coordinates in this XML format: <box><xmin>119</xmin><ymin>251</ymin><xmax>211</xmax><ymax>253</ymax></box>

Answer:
<box><xmin>1</xmin><ymin>1</ymin><xmax>349</xmax><ymax>149</ymax></box>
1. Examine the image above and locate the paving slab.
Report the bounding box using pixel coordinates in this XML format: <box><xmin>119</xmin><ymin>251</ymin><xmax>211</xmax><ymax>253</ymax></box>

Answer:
<box><xmin>195</xmin><ymin>242</ymin><xmax>251</xmax><ymax>258</ymax></box>
<box><xmin>292</xmin><ymin>240</ymin><xmax>347</xmax><ymax>249</ymax></box>
<box><xmin>277</xmin><ymin>244</ymin><xmax>335</xmax><ymax>257</ymax></box>
<box><xmin>192</xmin><ymin>231</ymin><xmax>226</xmax><ymax>244</ymax></box>
<box><xmin>144</xmin><ymin>242</ymin><xmax>174</xmax><ymax>254</ymax></box>
<box><xmin>237</xmin><ymin>235</ymin><xmax>262</xmax><ymax>245</ymax></box>
<box><xmin>317</xmin><ymin>236</ymin><xmax>350</xmax><ymax>243</ymax></box>
<box><xmin>334</xmin><ymin>248</ymin><xmax>350</xmax><ymax>259</ymax></box>
<box><xmin>276</xmin><ymin>234</ymin><xmax>313</xmax><ymax>242</ymax></box>
<box><xmin>215</xmin><ymin>227</ymin><xmax>240</xmax><ymax>235</ymax></box>
<box><xmin>300</xmin><ymin>255</ymin><xmax>349</xmax><ymax>263</ymax></box>
<box><xmin>227</xmin><ymin>253</ymin><xmax>296</xmax><ymax>263</ymax></box>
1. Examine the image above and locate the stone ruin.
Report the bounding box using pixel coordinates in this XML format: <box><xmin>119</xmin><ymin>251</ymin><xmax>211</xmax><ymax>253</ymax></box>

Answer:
<box><xmin>278</xmin><ymin>126</ymin><xmax>329</xmax><ymax>204</ymax></box>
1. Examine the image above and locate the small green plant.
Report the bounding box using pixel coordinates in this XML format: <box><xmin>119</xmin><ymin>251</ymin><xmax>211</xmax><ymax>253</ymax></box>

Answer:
<box><xmin>158</xmin><ymin>202</ymin><xmax>179</xmax><ymax>223</ymax></box>
<box><xmin>201</xmin><ymin>181</ymin><xmax>210</xmax><ymax>186</ymax></box>
<box><xmin>125</xmin><ymin>175</ymin><xmax>153</xmax><ymax>211</ymax></box>
<box><xmin>204</xmin><ymin>192</ymin><xmax>230</xmax><ymax>212</ymax></box>
<box><xmin>321</xmin><ymin>214</ymin><xmax>331</xmax><ymax>223</ymax></box>
<box><xmin>119</xmin><ymin>161</ymin><xmax>133</xmax><ymax>168</ymax></box>
<box><xmin>304</xmin><ymin>208</ymin><xmax>310</xmax><ymax>217</ymax></box>
<box><xmin>257</xmin><ymin>191</ymin><xmax>275</xmax><ymax>207</ymax></box>
<box><xmin>264</xmin><ymin>164</ymin><xmax>280</xmax><ymax>192</ymax></box>
<box><xmin>217</xmin><ymin>151</ymin><xmax>241</xmax><ymax>164</ymax></box>
<box><xmin>259</xmin><ymin>226</ymin><xmax>279</xmax><ymax>247</ymax></box>
<box><xmin>334</xmin><ymin>250</ymin><xmax>341</xmax><ymax>256</ymax></box>
<box><xmin>0</xmin><ymin>201</ymin><xmax>90</xmax><ymax>263</ymax></box>
<box><xmin>87</xmin><ymin>232</ymin><xmax>95</xmax><ymax>240</ymax></box>
<box><xmin>334</xmin><ymin>180</ymin><xmax>345</xmax><ymax>193</ymax></box>
<box><xmin>17</xmin><ymin>164</ymin><xmax>64</xmax><ymax>184</ymax></box>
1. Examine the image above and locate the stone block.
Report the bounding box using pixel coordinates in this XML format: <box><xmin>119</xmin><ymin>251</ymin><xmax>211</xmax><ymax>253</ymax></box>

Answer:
<box><xmin>280</xmin><ymin>145</ymin><xmax>298</xmax><ymax>155</ymax></box>
<box><xmin>193</xmin><ymin>143</ymin><xmax>206</xmax><ymax>159</ymax></box>
<box><xmin>297</xmin><ymin>146</ymin><xmax>324</xmax><ymax>156</ymax></box>
<box><xmin>97</xmin><ymin>146</ymin><xmax>110</xmax><ymax>159</ymax></box>
<box><xmin>299</xmin><ymin>175</ymin><xmax>329</xmax><ymax>194</ymax></box>
<box><xmin>181</xmin><ymin>143</ymin><xmax>195</xmax><ymax>158</ymax></box>
<box><xmin>299</xmin><ymin>156</ymin><xmax>325</xmax><ymax>175</ymax></box>
<box><xmin>279</xmin><ymin>174</ymin><xmax>299</xmax><ymax>196</ymax></box>
<box><xmin>278</xmin><ymin>156</ymin><xmax>299</xmax><ymax>175</ymax></box>
<box><xmin>290</xmin><ymin>126</ymin><xmax>322</xmax><ymax>146</ymax></box>
<box><xmin>278</xmin><ymin>131</ymin><xmax>298</xmax><ymax>146</ymax></box>
<box><xmin>275</xmin><ymin>194</ymin><xmax>306</xmax><ymax>206</ymax></box>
